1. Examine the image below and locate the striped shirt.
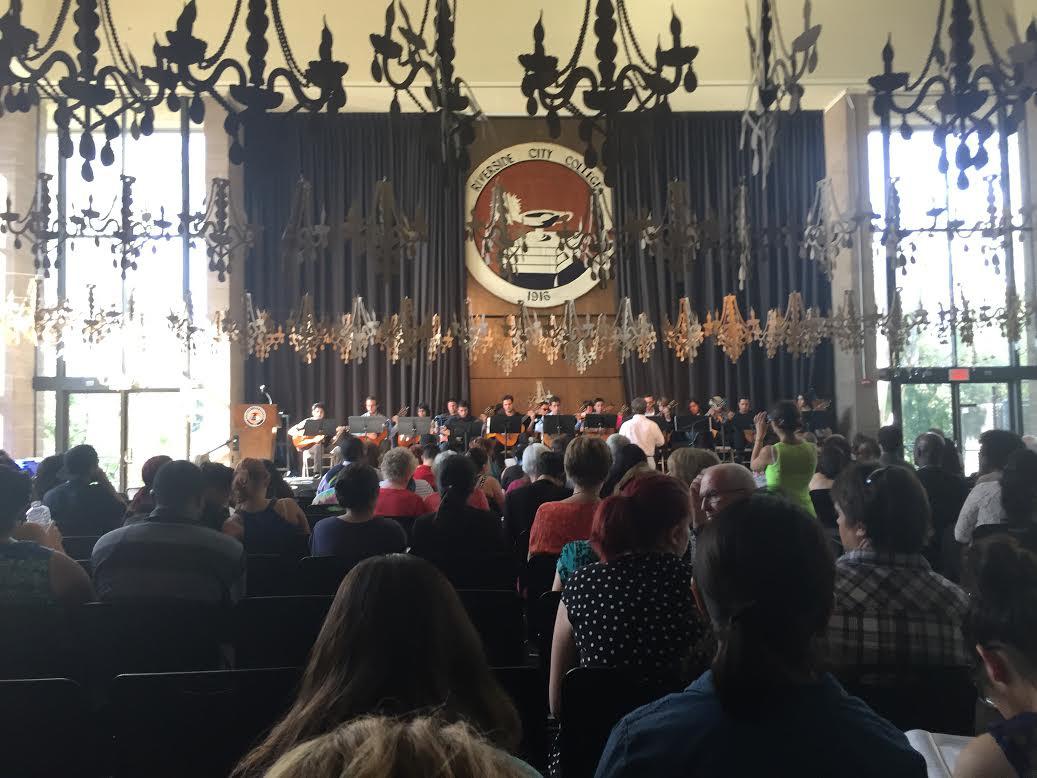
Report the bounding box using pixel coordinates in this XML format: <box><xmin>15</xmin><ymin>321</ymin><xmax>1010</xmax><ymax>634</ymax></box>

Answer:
<box><xmin>826</xmin><ymin>549</ymin><xmax>969</xmax><ymax>668</ymax></box>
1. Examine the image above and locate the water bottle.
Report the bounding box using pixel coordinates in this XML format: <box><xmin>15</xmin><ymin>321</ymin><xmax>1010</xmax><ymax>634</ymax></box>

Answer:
<box><xmin>25</xmin><ymin>500</ymin><xmax>52</xmax><ymax>527</ymax></box>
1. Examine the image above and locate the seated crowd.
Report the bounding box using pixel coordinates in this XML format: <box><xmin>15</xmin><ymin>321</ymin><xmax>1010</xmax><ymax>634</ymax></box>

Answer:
<box><xmin>4</xmin><ymin>404</ymin><xmax>1037</xmax><ymax>777</ymax></box>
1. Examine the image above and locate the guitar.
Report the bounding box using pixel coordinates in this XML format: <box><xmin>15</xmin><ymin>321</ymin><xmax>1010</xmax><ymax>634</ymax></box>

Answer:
<box><xmin>352</xmin><ymin>406</ymin><xmax>406</xmax><ymax>446</ymax></box>
<box><xmin>486</xmin><ymin>405</ymin><xmax>525</xmax><ymax>448</ymax></box>
<box><xmin>395</xmin><ymin>407</ymin><xmax>433</xmax><ymax>448</ymax></box>
<box><xmin>582</xmin><ymin>403</ymin><xmax>627</xmax><ymax>437</ymax></box>
<box><xmin>292</xmin><ymin>430</ymin><xmax>327</xmax><ymax>452</ymax></box>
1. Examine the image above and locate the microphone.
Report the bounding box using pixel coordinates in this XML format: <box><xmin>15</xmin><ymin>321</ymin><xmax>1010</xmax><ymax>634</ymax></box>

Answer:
<box><xmin>259</xmin><ymin>384</ymin><xmax>274</xmax><ymax>405</ymax></box>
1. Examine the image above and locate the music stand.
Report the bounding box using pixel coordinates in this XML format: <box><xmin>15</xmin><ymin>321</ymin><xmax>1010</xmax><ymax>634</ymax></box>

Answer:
<box><xmin>648</xmin><ymin>415</ymin><xmax>672</xmax><ymax>435</ymax></box>
<box><xmin>303</xmin><ymin>418</ymin><xmax>339</xmax><ymax>437</ymax></box>
<box><xmin>348</xmin><ymin>415</ymin><xmax>388</xmax><ymax>439</ymax></box>
<box><xmin>445</xmin><ymin>418</ymin><xmax>481</xmax><ymax>451</ymax></box>
<box><xmin>394</xmin><ymin>417</ymin><xmax>432</xmax><ymax>445</ymax></box>
<box><xmin>582</xmin><ymin>413</ymin><xmax>618</xmax><ymax>431</ymax></box>
<box><xmin>542</xmin><ymin>415</ymin><xmax>577</xmax><ymax>438</ymax></box>
<box><xmin>488</xmin><ymin>414</ymin><xmax>525</xmax><ymax>458</ymax></box>
<box><xmin>672</xmin><ymin>415</ymin><xmax>698</xmax><ymax>448</ymax></box>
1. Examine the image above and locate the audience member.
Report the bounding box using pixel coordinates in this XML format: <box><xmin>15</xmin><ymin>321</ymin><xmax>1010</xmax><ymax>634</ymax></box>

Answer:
<box><xmin>410</xmin><ymin>455</ymin><xmax>506</xmax><ymax>558</ymax></box>
<box><xmin>877</xmin><ymin>424</ymin><xmax>913</xmax><ymax>469</ymax></box>
<box><xmin>92</xmin><ymin>460</ymin><xmax>245</xmax><ymax>603</ymax></box>
<box><xmin>810</xmin><ymin>435</ymin><xmax>853</xmax><ymax>530</ymax></box>
<box><xmin>668</xmin><ymin>447</ymin><xmax>721</xmax><ymax>490</ymax></box>
<box><xmin>750</xmin><ymin>401</ymin><xmax>817</xmax><ymax>516</ymax></box>
<box><xmin>224</xmin><ymin>458</ymin><xmax>310</xmax><ymax>553</ymax></box>
<box><xmin>231</xmin><ymin>554</ymin><xmax>520</xmax><ymax>777</ymax></box>
<box><xmin>0</xmin><ymin>467</ymin><xmax>93</xmax><ymax>605</ymax></box>
<box><xmin>529</xmin><ymin>435</ymin><xmax>611</xmax><ymax>556</ymax></box>
<box><xmin>312</xmin><ymin>437</ymin><xmax>367</xmax><ymax>507</ymax></box>
<box><xmin>971</xmin><ymin>449</ymin><xmax>1037</xmax><ymax>553</ymax></box>
<box><xmin>468</xmin><ymin>446</ymin><xmax>505</xmax><ymax>514</ymax></box>
<box><xmin>42</xmin><ymin>444</ymin><xmax>126</xmax><ymax>536</ymax></box>
<box><xmin>31</xmin><ymin>454</ymin><xmax>65</xmax><ymax>503</ymax></box>
<box><xmin>500</xmin><ymin>445</ymin><xmax>529</xmax><ymax>493</ymax></box>
<box><xmin>605</xmin><ymin>433</ymin><xmax>629</xmax><ymax>462</ymax></box>
<box><xmin>689</xmin><ymin>464</ymin><xmax>756</xmax><ymax>525</ymax></box>
<box><xmin>955</xmin><ymin>429</ymin><xmax>1026</xmax><ymax>543</ymax></box>
<box><xmin>199</xmin><ymin>461</ymin><xmax>234</xmax><ymax>532</ymax></box>
<box><xmin>422</xmin><ymin>451</ymin><xmax>492</xmax><ymax>512</ymax></box>
<box><xmin>504</xmin><ymin>443</ymin><xmax>543</xmax><ymax>495</ymax></box>
<box><xmin>549</xmin><ymin>434</ymin><xmax>572</xmax><ymax>456</ymax></box>
<box><xmin>15</xmin><ymin>455</ymin><xmax>65</xmax><ymax>551</ymax></box>
<box><xmin>600</xmin><ymin>442</ymin><xmax>648</xmax><ymax>498</ymax></box>
<box><xmin>414</xmin><ymin>444</ymin><xmax>439</xmax><ymax>490</ymax></box>
<box><xmin>264</xmin><ymin>460</ymin><xmax>297</xmax><ymax>499</ymax></box>
<box><xmin>264</xmin><ymin>717</ymin><xmax>536</xmax><ymax>778</ymax></box>
<box><xmin>550</xmin><ymin>475</ymin><xmax>707</xmax><ymax>773</ymax></box>
<box><xmin>374</xmin><ymin>448</ymin><xmax>427</xmax><ymax>519</ymax></box>
<box><xmin>125</xmin><ymin>455</ymin><xmax>173</xmax><ymax>517</ymax></box>
<box><xmin>913</xmin><ymin>432</ymin><xmax>969</xmax><ymax>577</ymax></box>
<box><xmin>852</xmin><ymin>434</ymin><xmax>882</xmax><ymax>465</ymax></box>
<box><xmin>310</xmin><ymin>463</ymin><xmax>407</xmax><ymax>566</ymax></box>
<box><xmin>829</xmin><ymin>464</ymin><xmax>969</xmax><ymax>668</ymax></box>
<box><xmin>504</xmin><ymin>450</ymin><xmax>571</xmax><ymax>548</ymax></box>
<box><xmin>953</xmin><ymin>537</ymin><xmax>1037</xmax><ymax>778</ymax></box>
<box><xmin>595</xmin><ymin>493</ymin><xmax>926</xmax><ymax>777</ymax></box>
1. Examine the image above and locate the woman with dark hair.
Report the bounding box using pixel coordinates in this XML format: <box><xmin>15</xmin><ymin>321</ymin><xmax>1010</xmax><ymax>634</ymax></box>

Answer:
<box><xmin>955</xmin><ymin>429</ymin><xmax>1026</xmax><ymax>544</ymax></box>
<box><xmin>595</xmin><ymin>493</ymin><xmax>925</xmax><ymax>777</ymax></box>
<box><xmin>529</xmin><ymin>436</ymin><xmax>612</xmax><ymax>556</ymax></box>
<box><xmin>224</xmin><ymin>458</ymin><xmax>309</xmax><ymax>553</ymax></box>
<box><xmin>32</xmin><ymin>455</ymin><xmax>65</xmax><ymax>503</ymax></box>
<box><xmin>810</xmin><ymin>435</ymin><xmax>852</xmax><ymax>530</ymax></box>
<box><xmin>971</xmin><ymin>449</ymin><xmax>1037</xmax><ymax>552</ymax></box>
<box><xmin>231</xmin><ymin>554</ymin><xmax>521</xmax><ymax>777</ymax></box>
<box><xmin>263</xmin><ymin>460</ymin><xmax>296</xmax><ymax>500</ymax></box>
<box><xmin>829</xmin><ymin>464</ymin><xmax>969</xmax><ymax>669</ymax></box>
<box><xmin>410</xmin><ymin>455</ymin><xmax>505</xmax><ymax>558</ymax></box>
<box><xmin>126</xmin><ymin>455</ymin><xmax>173</xmax><ymax>517</ymax></box>
<box><xmin>600</xmin><ymin>442</ymin><xmax>648</xmax><ymax>498</ymax></box>
<box><xmin>750</xmin><ymin>400</ymin><xmax>817</xmax><ymax>515</ymax></box>
<box><xmin>954</xmin><ymin>537</ymin><xmax>1037</xmax><ymax>778</ymax></box>
<box><xmin>311</xmin><ymin>464</ymin><xmax>407</xmax><ymax>566</ymax></box>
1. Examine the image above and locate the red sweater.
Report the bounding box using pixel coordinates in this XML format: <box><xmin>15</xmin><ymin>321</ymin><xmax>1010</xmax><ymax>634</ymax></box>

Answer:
<box><xmin>375</xmin><ymin>487</ymin><xmax>428</xmax><ymax>518</ymax></box>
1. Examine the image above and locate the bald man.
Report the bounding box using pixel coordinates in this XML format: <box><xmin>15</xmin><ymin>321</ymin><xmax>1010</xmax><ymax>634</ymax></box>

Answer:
<box><xmin>691</xmin><ymin>463</ymin><xmax>757</xmax><ymax>524</ymax></box>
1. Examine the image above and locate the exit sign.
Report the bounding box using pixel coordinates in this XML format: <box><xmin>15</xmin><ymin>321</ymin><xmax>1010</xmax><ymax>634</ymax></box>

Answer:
<box><xmin>948</xmin><ymin>368</ymin><xmax>971</xmax><ymax>382</ymax></box>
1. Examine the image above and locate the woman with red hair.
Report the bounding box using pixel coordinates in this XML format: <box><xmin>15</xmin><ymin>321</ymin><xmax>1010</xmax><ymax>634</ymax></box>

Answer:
<box><xmin>547</xmin><ymin>474</ymin><xmax>710</xmax><ymax>772</ymax></box>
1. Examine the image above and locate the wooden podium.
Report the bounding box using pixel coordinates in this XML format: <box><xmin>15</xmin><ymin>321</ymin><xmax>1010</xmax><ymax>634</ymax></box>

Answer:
<box><xmin>230</xmin><ymin>403</ymin><xmax>279</xmax><ymax>463</ymax></box>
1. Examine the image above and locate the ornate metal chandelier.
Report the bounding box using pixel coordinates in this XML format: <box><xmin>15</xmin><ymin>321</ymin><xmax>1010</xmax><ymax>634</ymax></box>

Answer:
<box><xmin>518</xmin><ymin>0</ymin><xmax>700</xmax><ymax>186</ymax></box>
<box><xmin>344</xmin><ymin>180</ymin><xmax>428</xmax><ymax>279</ymax></box>
<box><xmin>625</xmin><ymin>180</ymin><xmax>719</xmax><ymax>275</ymax></box>
<box><xmin>143</xmin><ymin>0</ymin><xmax>348</xmax><ymax>165</ymax></box>
<box><xmin>741</xmin><ymin>0</ymin><xmax>821</xmax><ymax>178</ymax></box>
<box><xmin>369</xmin><ymin>0</ymin><xmax>481</xmax><ymax>169</ymax></box>
<box><xmin>869</xmin><ymin>0</ymin><xmax>1037</xmax><ymax>190</ymax></box>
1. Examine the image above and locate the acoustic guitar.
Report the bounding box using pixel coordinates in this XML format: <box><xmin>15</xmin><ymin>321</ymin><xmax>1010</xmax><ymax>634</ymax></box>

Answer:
<box><xmin>486</xmin><ymin>405</ymin><xmax>525</xmax><ymax>449</ymax></box>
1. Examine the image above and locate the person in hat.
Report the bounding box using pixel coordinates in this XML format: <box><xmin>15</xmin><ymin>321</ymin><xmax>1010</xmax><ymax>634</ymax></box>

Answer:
<box><xmin>42</xmin><ymin>444</ymin><xmax>126</xmax><ymax>537</ymax></box>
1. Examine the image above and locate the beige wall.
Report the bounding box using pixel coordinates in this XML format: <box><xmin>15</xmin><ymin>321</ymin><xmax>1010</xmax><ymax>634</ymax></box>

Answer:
<box><xmin>22</xmin><ymin>0</ymin><xmax>1021</xmax><ymax>113</ymax></box>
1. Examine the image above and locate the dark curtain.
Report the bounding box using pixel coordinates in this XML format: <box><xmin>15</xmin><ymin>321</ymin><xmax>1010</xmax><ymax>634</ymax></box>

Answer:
<box><xmin>242</xmin><ymin>114</ymin><xmax>467</xmax><ymax>426</ymax></box>
<box><xmin>614</xmin><ymin>111</ymin><xmax>832</xmax><ymax>410</ymax></box>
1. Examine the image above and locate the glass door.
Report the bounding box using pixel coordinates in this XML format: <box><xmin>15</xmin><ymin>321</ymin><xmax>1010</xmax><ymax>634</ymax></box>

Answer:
<box><xmin>958</xmin><ymin>383</ymin><xmax>1010</xmax><ymax>475</ymax></box>
<box><xmin>126</xmin><ymin>391</ymin><xmax>185</xmax><ymax>491</ymax></box>
<box><xmin>66</xmin><ymin>393</ymin><xmax>123</xmax><ymax>486</ymax></box>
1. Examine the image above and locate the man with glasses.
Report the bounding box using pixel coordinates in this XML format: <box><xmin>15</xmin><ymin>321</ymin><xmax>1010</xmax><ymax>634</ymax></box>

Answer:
<box><xmin>691</xmin><ymin>463</ymin><xmax>757</xmax><ymax>523</ymax></box>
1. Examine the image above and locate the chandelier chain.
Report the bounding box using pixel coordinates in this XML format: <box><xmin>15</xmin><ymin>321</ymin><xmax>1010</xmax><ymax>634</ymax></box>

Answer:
<box><xmin>26</xmin><ymin>0</ymin><xmax>73</xmax><ymax>61</ymax></box>
<box><xmin>201</xmin><ymin>0</ymin><xmax>244</xmax><ymax>69</ymax></box>
<box><xmin>100</xmin><ymin>0</ymin><xmax>134</xmax><ymax>75</ymax></box>
<box><xmin>270</xmin><ymin>0</ymin><xmax>308</xmax><ymax>82</ymax></box>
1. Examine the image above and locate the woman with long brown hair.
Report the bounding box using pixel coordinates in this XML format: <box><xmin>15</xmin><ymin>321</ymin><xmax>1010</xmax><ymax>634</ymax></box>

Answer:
<box><xmin>231</xmin><ymin>554</ymin><xmax>521</xmax><ymax>777</ymax></box>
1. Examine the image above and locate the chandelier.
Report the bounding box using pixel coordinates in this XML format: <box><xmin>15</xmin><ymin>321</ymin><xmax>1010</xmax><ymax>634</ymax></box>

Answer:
<box><xmin>281</xmin><ymin>178</ymin><xmax>331</xmax><ymax>266</ymax></box>
<box><xmin>518</xmin><ymin>1</ymin><xmax>700</xmax><ymax>186</ymax></box>
<box><xmin>869</xmin><ymin>0</ymin><xmax>1037</xmax><ymax>190</ymax></box>
<box><xmin>493</xmin><ymin>302</ymin><xmax>540</xmax><ymax>375</ymax></box>
<box><xmin>741</xmin><ymin>0</ymin><xmax>821</xmax><ymax>179</ymax></box>
<box><xmin>663</xmin><ymin>296</ymin><xmax>706</xmax><ymax>362</ymax></box>
<box><xmin>380</xmin><ymin>296</ymin><xmax>421</xmax><ymax>364</ymax></box>
<box><xmin>330</xmin><ymin>296</ymin><xmax>381</xmax><ymax>364</ymax></box>
<box><xmin>453</xmin><ymin>298</ymin><xmax>491</xmax><ymax>361</ymax></box>
<box><xmin>426</xmin><ymin>312</ymin><xmax>454</xmax><ymax>362</ymax></box>
<box><xmin>612</xmin><ymin>297</ymin><xmax>656</xmax><ymax>363</ymax></box>
<box><xmin>800</xmin><ymin>178</ymin><xmax>874</xmax><ymax>280</ymax></box>
<box><xmin>344</xmin><ymin>180</ymin><xmax>428</xmax><ymax>279</ymax></box>
<box><xmin>244</xmin><ymin>292</ymin><xmax>284</xmax><ymax>362</ymax></box>
<box><xmin>0</xmin><ymin>0</ymin><xmax>157</xmax><ymax>181</ymax></box>
<box><xmin>369</xmin><ymin>0</ymin><xmax>481</xmax><ymax>169</ymax></box>
<box><xmin>185</xmin><ymin>178</ymin><xmax>259</xmax><ymax>281</ymax></box>
<box><xmin>709</xmin><ymin>294</ymin><xmax>758</xmax><ymax>363</ymax></box>
<box><xmin>166</xmin><ymin>292</ymin><xmax>204</xmax><ymax>353</ymax></box>
<box><xmin>286</xmin><ymin>293</ymin><xmax>330</xmax><ymax>365</ymax></box>
<box><xmin>0</xmin><ymin>172</ymin><xmax>60</xmax><ymax>277</ymax></box>
<box><xmin>143</xmin><ymin>0</ymin><xmax>348</xmax><ymax>166</ymax></box>
<box><xmin>626</xmin><ymin>180</ymin><xmax>720</xmax><ymax>275</ymax></box>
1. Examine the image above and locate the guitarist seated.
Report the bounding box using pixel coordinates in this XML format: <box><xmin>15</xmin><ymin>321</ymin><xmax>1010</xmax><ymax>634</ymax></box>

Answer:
<box><xmin>289</xmin><ymin>402</ymin><xmax>343</xmax><ymax>475</ymax></box>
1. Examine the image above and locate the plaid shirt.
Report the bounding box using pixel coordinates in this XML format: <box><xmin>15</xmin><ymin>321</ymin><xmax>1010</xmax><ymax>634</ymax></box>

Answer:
<box><xmin>826</xmin><ymin>549</ymin><xmax>970</xmax><ymax>668</ymax></box>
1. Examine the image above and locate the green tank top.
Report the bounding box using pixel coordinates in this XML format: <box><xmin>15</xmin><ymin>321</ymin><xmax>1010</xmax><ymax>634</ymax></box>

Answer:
<box><xmin>765</xmin><ymin>441</ymin><xmax>817</xmax><ymax>516</ymax></box>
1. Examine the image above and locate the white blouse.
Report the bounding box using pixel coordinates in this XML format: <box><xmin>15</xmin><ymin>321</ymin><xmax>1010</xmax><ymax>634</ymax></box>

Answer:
<box><xmin>953</xmin><ymin>479</ymin><xmax>1005</xmax><ymax>543</ymax></box>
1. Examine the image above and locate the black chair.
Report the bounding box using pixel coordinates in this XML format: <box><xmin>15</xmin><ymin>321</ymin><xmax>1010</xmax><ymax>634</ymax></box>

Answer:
<box><xmin>532</xmin><ymin>591</ymin><xmax>562</xmax><ymax>672</ymax></box>
<box><xmin>425</xmin><ymin>553</ymin><xmax>519</xmax><ymax>590</ymax></box>
<box><xmin>74</xmin><ymin>600</ymin><xmax>230</xmax><ymax>681</ymax></box>
<box><xmin>457</xmin><ymin>589</ymin><xmax>526</xmax><ymax>666</ymax></box>
<box><xmin>246</xmin><ymin>553</ymin><xmax>300</xmax><ymax>597</ymax></box>
<box><xmin>0</xmin><ymin>605</ymin><xmax>81</xmax><ymax>680</ymax></box>
<box><xmin>303</xmin><ymin>504</ymin><xmax>339</xmax><ymax>530</ymax></box>
<box><xmin>109</xmin><ymin>667</ymin><xmax>302</xmax><ymax>778</ymax></box>
<box><xmin>835</xmin><ymin>664</ymin><xmax>977</xmax><ymax>735</ymax></box>
<box><xmin>0</xmin><ymin>678</ymin><xmax>99</xmax><ymax>777</ymax></box>
<box><xmin>559</xmin><ymin>666</ymin><xmax>686</xmax><ymax>778</ymax></box>
<box><xmin>493</xmin><ymin>666</ymin><xmax>549</xmax><ymax>772</ymax></box>
<box><xmin>297</xmin><ymin>555</ymin><xmax>355</xmax><ymax>595</ymax></box>
<box><xmin>386</xmin><ymin>514</ymin><xmax>418</xmax><ymax>543</ymax></box>
<box><xmin>76</xmin><ymin>558</ymin><xmax>93</xmax><ymax>578</ymax></box>
<box><xmin>233</xmin><ymin>595</ymin><xmax>334</xmax><ymax>669</ymax></box>
<box><xmin>62</xmin><ymin>535</ymin><xmax>100</xmax><ymax>560</ymax></box>
<box><xmin>522</xmin><ymin>553</ymin><xmax>559</xmax><ymax>605</ymax></box>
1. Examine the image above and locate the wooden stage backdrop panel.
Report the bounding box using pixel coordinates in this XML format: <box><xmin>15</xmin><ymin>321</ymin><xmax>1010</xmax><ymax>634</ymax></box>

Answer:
<box><xmin>465</xmin><ymin>118</ymin><xmax>621</xmax><ymax>412</ymax></box>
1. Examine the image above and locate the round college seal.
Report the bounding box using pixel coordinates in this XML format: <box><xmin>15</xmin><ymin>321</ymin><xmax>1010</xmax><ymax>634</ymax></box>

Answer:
<box><xmin>243</xmin><ymin>405</ymin><xmax>268</xmax><ymax>428</ymax></box>
<box><xmin>465</xmin><ymin>142</ymin><xmax>614</xmax><ymax>307</ymax></box>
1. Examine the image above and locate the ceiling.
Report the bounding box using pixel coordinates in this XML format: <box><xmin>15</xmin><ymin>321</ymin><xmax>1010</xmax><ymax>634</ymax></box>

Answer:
<box><xmin>20</xmin><ymin>0</ymin><xmax>1034</xmax><ymax>113</ymax></box>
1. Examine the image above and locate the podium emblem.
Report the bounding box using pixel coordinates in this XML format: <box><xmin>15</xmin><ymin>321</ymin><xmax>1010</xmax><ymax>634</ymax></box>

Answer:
<box><xmin>243</xmin><ymin>405</ymin><xmax>268</xmax><ymax>428</ymax></box>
